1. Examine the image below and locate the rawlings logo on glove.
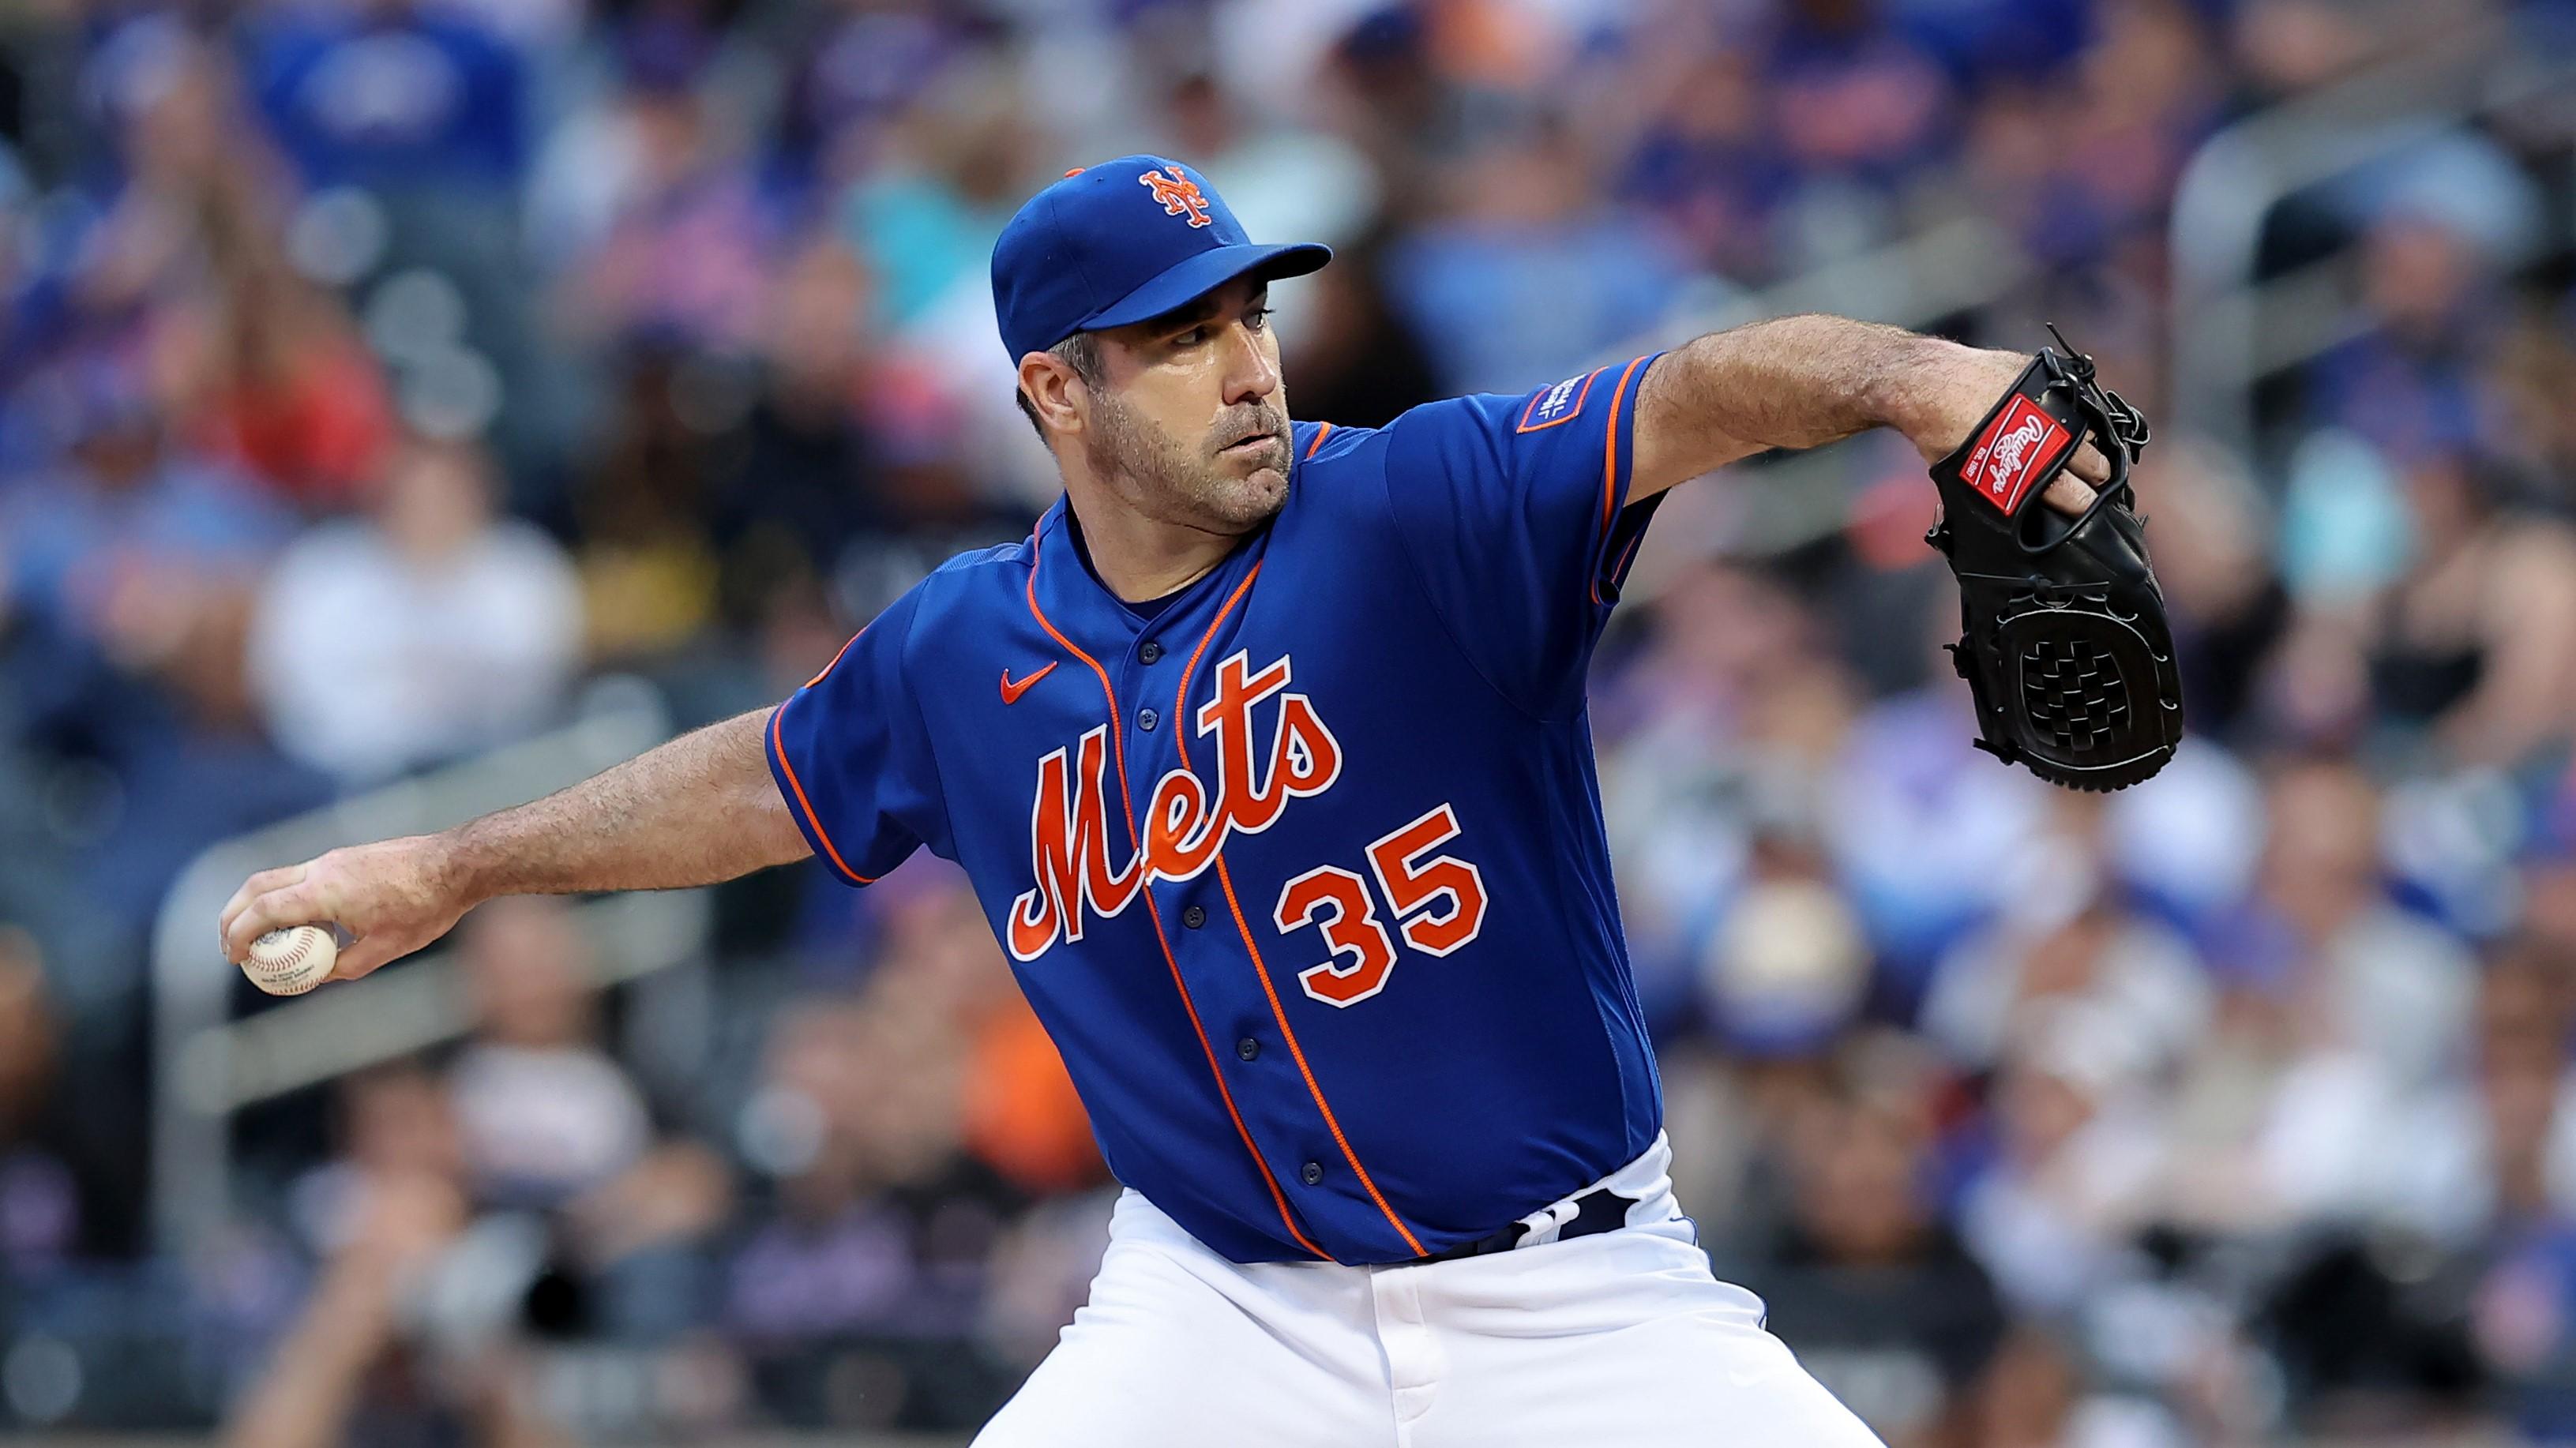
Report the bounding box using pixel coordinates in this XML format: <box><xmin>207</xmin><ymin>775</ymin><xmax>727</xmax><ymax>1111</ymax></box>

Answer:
<box><xmin>1959</xmin><ymin>396</ymin><xmax>2072</xmax><ymax>512</ymax></box>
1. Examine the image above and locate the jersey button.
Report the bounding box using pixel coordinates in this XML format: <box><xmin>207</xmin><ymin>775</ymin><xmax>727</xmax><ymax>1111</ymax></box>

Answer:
<box><xmin>1237</xmin><ymin>1037</ymin><xmax>1259</xmax><ymax>1061</ymax></box>
<box><xmin>1140</xmin><ymin>640</ymin><xmax>1163</xmax><ymax>664</ymax></box>
<box><xmin>1183</xmin><ymin>906</ymin><xmax>1207</xmax><ymax>929</ymax></box>
<box><xmin>1138</xmin><ymin>707</ymin><xmax>1159</xmax><ymax>731</ymax></box>
<box><xmin>1301</xmin><ymin>1161</ymin><xmax>1324</xmax><ymax>1186</ymax></box>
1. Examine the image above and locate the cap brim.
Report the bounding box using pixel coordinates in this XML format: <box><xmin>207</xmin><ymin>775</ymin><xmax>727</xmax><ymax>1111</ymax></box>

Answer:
<box><xmin>1081</xmin><ymin>241</ymin><xmax>1333</xmax><ymax>334</ymax></box>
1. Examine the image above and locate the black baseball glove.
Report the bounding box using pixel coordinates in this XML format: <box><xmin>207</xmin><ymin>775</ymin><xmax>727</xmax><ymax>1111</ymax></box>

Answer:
<box><xmin>1924</xmin><ymin>328</ymin><xmax>2182</xmax><ymax>792</ymax></box>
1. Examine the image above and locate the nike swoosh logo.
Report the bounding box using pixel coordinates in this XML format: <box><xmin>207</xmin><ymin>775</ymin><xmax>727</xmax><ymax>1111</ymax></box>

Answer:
<box><xmin>1001</xmin><ymin>662</ymin><xmax>1058</xmax><ymax>705</ymax></box>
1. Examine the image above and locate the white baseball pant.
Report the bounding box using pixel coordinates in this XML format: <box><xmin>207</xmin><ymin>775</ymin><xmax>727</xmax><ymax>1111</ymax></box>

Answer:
<box><xmin>972</xmin><ymin>1135</ymin><xmax>1885</xmax><ymax>1446</ymax></box>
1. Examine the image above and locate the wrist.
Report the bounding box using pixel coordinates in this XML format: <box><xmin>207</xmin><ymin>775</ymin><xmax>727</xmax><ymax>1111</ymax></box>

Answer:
<box><xmin>426</xmin><ymin>826</ymin><xmax>491</xmax><ymax>911</ymax></box>
<box><xmin>1865</xmin><ymin>332</ymin><xmax>1972</xmax><ymax>440</ymax></box>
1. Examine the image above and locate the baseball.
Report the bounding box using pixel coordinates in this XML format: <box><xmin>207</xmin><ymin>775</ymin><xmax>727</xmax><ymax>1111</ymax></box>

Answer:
<box><xmin>242</xmin><ymin>925</ymin><xmax>340</xmax><ymax>996</ymax></box>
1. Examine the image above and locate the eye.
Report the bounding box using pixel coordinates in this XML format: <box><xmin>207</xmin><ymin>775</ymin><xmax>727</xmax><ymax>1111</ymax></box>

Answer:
<box><xmin>1246</xmin><ymin>306</ymin><xmax>1273</xmax><ymax>332</ymax></box>
<box><xmin>1172</xmin><ymin>325</ymin><xmax>1207</xmax><ymax>347</ymax></box>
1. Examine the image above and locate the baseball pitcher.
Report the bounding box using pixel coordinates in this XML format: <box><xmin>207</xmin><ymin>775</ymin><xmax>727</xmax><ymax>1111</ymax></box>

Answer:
<box><xmin>223</xmin><ymin>156</ymin><xmax>2169</xmax><ymax>1445</ymax></box>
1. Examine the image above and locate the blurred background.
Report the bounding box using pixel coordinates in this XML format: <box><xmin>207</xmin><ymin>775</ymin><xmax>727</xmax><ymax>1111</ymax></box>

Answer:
<box><xmin>4</xmin><ymin>0</ymin><xmax>2576</xmax><ymax>1444</ymax></box>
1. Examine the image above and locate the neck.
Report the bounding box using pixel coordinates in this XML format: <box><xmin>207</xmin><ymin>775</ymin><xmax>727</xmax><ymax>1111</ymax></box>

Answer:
<box><xmin>1061</xmin><ymin>475</ymin><xmax>1241</xmax><ymax>604</ymax></box>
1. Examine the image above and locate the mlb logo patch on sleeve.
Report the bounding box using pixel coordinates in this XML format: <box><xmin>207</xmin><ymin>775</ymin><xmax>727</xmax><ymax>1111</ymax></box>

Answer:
<box><xmin>1517</xmin><ymin>368</ymin><xmax>1602</xmax><ymax>432</ymax></box>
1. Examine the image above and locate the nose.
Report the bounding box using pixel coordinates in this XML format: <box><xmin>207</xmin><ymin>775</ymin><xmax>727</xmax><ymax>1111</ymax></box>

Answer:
<box><xmin>1219</xmin><ymin>320</ymin><xmax>1279</xmax><ymax>410</ymax></box>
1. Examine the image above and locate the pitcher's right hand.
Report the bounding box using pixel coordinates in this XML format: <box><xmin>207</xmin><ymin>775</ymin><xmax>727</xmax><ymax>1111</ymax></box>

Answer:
<box><xmin>219</xmin><ymin>835</ymin><xmax>472</xmax><ymax>986</ymax></box>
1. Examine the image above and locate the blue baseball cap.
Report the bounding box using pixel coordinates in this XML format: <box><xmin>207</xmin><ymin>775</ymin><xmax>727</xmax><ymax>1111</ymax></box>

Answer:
<box><xmin>991</xmin><ymin>155</ymin><xmax>1331</xmax><ymax>363</ymax></box>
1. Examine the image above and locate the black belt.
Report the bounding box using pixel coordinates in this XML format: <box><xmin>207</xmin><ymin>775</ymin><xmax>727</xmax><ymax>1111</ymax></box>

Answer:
<box><xmin>1418</xmin><ymin>1185</ymin><xmax>1635</xmax><ymax>1263</ymax></box>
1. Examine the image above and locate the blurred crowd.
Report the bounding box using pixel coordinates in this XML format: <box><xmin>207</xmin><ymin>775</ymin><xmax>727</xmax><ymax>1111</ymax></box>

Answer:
<box><xmin>5</xmin><ymin>0</ymin><xmax>2576</xmax><ymax>1442</ymax></box>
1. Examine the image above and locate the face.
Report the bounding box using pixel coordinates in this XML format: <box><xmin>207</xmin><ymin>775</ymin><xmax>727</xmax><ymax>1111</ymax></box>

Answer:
<box><xmin>2259</xmin><ymin>760</ymin><xmax>2381</xmax><ymax>904</ymax></box>
<box><xmin>1042</xmin><ymin>276</ymin><xmax>1294</xmax><ymax>535</ymax></box>
<box><xmin>1792</xmin><ymin>1098</ymin><xmax>1924</xmax><ymax>1262</ymax></box>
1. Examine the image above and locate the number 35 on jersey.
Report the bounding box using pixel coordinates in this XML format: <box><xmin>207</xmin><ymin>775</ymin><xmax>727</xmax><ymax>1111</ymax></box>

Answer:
<box><xmin>1004</xmin><ymin>650</ymin><xmax>1489</xmax><ymax>1005</ymax></box>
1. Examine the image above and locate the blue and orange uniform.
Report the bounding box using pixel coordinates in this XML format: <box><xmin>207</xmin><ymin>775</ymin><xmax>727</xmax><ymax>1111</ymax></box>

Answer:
<box><xmin>764</xmin><ymin>155</ymin><xmax>1671</xmax><ymax>1266</ymax></box>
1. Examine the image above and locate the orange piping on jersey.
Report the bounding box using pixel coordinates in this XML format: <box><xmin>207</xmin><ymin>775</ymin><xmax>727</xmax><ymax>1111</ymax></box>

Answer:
<box><xmin>1607</xmin><ymin>527</ymin><xmax>1647</xmax><ymax>595</ymax></box>
<box><xmin>1590</xmin><ymin>355</ymin><xmax>1650</xmax><ymax>608</ymax></box>
<box><xmin>1174</xmin><ymin>566</ymin><xmax>1263</xmax><ymax>719</ymax></box>
<box><xmin>770</xmin><ymin>702</ymin><xmax>875</xmax><ymax>886</ymax></box>
<box><xmin>805</xmin><ymin>619</ymin><xmax>869</xmax><ymax>688</ymax></box>
<box><xmin>1177</xmin><ymin>565</ymin><xmax>1431</xmax><ymax>1259</ymax></box>
<box><xmin>1024</xmin><ymin>535</ymin><xmax>1328</xmax><ymax>1261</ymax></box>
<box><xmin>1304</xmin><ymin>422</ymin><xmax>1332</xmax><ymax>460</ymax></box>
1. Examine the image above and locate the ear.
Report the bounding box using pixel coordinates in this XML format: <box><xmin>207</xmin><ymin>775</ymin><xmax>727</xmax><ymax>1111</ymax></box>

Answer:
<box><xmin>1018</xmin><ymin>351</ymin><xmax>1087</xmax><ymax>437</ymax></box>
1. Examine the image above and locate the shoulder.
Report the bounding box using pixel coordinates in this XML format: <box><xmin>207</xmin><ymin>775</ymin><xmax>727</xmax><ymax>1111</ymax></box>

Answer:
<box><xmin>1343</xmin><ymin>370</ymin><xmax>1637</xmax><ymax>479</ymax></box>
<box><xmin>1275</xmin><ymin>418</ymin><xmax>1383</xmax><ymax>512</ymax></box>
<box><xmin>267</xmin><ymin>520</ymin><xmax>383</xmax><ymax>589</ymax></box>
<box><xmin>924</xmin><ymin>533</ymin><xmax>1038</xmax><ymax>586</ymax></box>
<box><xmin>1292</xmin><ymin>418</ymin><xmax>1376</xmax><ymax>465</ymax></box>
<box><xmin>880</xmin><ymin>531</ymin><xmax>1042</xmax><ymax>654</ymax></box>
<box><xmin>1283</xmin><ymin>400</ymin><xmax>1534</xmax><ymax>537</ymax></box>
<box><xmin>1291</xmin><ymin>397</ymin><xmax>1504</xmax><ymax>477</ymax></box>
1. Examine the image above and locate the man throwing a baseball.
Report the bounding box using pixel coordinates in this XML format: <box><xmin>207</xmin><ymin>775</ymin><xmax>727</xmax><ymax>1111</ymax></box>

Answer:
<box><xmin>224</xmin><ymin>156</ymin><xmax>2115</xmax><ymax>1444</ymax></box>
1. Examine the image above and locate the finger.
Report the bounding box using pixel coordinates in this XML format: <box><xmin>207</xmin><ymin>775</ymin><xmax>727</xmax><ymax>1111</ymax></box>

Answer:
<box><xmin>2042</xmin><ymin>474</ymin><xmax>2097</xmax><ymax>516</ymax></box>
<box><xmin>223</xmin><ymin>883</ymin><xmax>325</xmax><ymax>964</ymax></box>
<box><xmin>218</xmin><ymin>864</ymin><xmax>306</xmax><ymax>947</ymax></box>
<box><xmin>2067</xmin><ymin>441</ymin><xmax>2112</xmax><ymax>486</ymax></box>
<box><xmin>331</xmin><ymin>933</ymin><xmax>409</xmax><ymax>983</ymax></box>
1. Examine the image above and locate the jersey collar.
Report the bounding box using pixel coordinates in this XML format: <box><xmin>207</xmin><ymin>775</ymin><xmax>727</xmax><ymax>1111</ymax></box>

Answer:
<box><xmin>1030</xmin><ymin>435</ymin><xmax>1306</xmax><ymax>641</ymax></box>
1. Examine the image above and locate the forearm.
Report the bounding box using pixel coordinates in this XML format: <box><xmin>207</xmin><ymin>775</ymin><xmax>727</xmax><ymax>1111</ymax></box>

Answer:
<box><xmin>223</xmin><ymin>707</ymin><xmax>817</xmax><ymax>977</ymax></box>
<box><xmin>444</xmin><ymin>707</ymin><xmax>809</xmax><ymax>902</ymax></box>
<box><xmin>1628</xmin><ymin>315</ymin><xmax>1978</xmax><ymax>499</ymax></box>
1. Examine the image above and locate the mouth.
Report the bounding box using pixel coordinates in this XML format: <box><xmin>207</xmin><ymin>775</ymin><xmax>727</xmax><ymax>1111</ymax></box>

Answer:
<box><xmin>1222</xmin><ymin>431</ymin><xmax>1282</xmax><ymax>457</ymax></box>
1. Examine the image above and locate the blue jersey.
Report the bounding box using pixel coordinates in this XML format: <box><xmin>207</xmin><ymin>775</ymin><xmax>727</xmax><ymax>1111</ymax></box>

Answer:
<box><xmin>768</xmin><ymin>354</ymin><xmax>1669</xmax><ymax>1264</ymax></box>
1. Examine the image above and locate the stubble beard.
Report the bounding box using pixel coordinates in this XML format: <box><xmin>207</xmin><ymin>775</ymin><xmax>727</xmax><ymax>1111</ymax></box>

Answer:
<box><xmin>1084</xmin><ymin>389</ymin><xmax>1291</xmax><ymax>536</ymax></box>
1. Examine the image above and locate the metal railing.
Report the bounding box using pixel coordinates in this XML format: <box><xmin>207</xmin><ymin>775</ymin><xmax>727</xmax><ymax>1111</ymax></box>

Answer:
<box><xmin>1590</xmin><ymin>8</ymin><xmax>2567</xmax><ymax>570</ymax></box>
<box><xmin>1680</xmin><ymin>212</ymin><xmax>2035</xmax><ymax>337</ymax></box>
<box><xmin>146</xmin><ymin>678</ymin><xmax>708</xmax><ymax>1255</ymax></box>
<box><xmin>2169</xmin><ymin>10</ymin><xmax>2574</xmax><ymax>462</ymax></box>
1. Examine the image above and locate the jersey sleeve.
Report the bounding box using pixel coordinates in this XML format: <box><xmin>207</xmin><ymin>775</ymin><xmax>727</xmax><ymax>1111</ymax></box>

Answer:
<box><xmin>764</xmin><ymin>586</ymin><xmax>944</xmax><ymax>887</ymax></box>
<box><xmin>1377</xmin><ymin>352</ymin><xmax>1666</xmax><ymax>716</ymax></box>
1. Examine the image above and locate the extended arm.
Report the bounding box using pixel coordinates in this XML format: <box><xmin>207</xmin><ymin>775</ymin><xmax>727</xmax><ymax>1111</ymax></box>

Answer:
<box><xmin>220</xmin><ymin>707</ymin><xmax>809</xmax><ymax>981</ymax></box>
<box><xmin>1625</xmin><ymin>314</ymin><xmax>2110</xmax><ymax>507</ymax></box>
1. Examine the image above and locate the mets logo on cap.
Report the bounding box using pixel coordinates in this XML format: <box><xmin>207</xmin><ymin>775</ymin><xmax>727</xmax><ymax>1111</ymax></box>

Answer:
<box><xmin>1140</xmin><ymin>166</ymin><xmax>1214</xmax><ymax>227</ymax></box>
<box><xmin>988</xmin><ymin>155</ymin><xmax>1332</xmax><ymax>363</ymax></box>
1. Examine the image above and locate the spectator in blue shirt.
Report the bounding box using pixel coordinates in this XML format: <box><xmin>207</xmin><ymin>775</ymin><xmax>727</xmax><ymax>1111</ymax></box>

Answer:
<box><xmin>243</xmin><ymin>0</ymin><xmax>528</xmax><ymax>195</ymax></box>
